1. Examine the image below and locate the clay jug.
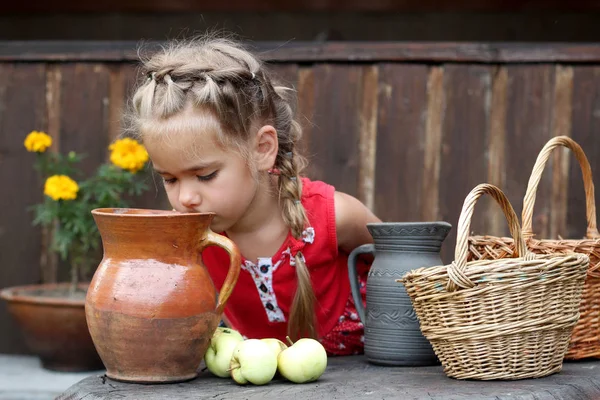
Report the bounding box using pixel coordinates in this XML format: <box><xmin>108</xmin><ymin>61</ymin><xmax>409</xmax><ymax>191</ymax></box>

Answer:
<box><xmin>86</xmin><ymin>208</ymin><xmax>241</xmax><ymax>383</ymax></box>
<box><xmin>348</xmin><ymin>222</ymin><xmax>451</xmax><ymax>366</ymax></box>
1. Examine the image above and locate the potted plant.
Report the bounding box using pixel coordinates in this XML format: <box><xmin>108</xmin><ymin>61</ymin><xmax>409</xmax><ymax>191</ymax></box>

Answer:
<box><xmin>0</xmin><ymin>130</ymin><xmax>150</xmax><ymax>372</ymax></box>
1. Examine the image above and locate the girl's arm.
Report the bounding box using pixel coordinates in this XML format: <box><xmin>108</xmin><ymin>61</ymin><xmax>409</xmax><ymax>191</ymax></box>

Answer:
<box><xmin>334</xmin><ymin>191</ymin><xmax>382</xmax><ymax>254</ymax></box>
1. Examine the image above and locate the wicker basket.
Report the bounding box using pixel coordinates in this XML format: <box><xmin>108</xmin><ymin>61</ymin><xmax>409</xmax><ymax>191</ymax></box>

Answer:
<box><xmin>401</xmin><ymin>183</ymin><xmax>589</xmax><ymax>380</ymax></box>
<box><xmin>468</xmin><ymin>136</ymin><xmax>600</xmax><ymax>360</ymax></box>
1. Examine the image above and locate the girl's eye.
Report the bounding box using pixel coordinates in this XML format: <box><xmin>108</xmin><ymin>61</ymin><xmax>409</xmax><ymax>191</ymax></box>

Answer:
<box><xmin>197</xmin><ymin>171</ymin><xmax>218</xmax><ymax>182</ymax></box>
<box><xmin>163</xmin><ymin>177</ymin><xmax>177</xmax><ymax>185</ymax></box>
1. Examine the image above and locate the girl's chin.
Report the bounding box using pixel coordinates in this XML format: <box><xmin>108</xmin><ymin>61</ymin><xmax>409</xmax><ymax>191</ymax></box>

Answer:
<box><xmin>209</xmin><ymin>219</ymin><xmax>227</xmax><ymax>233</ymax></box>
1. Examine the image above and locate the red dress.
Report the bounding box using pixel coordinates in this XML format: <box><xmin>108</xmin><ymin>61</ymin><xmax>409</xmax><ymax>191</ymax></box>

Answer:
<box><xmin>202</xmin><ymin>178</ymin><xmax>370</xmax><ymax>355</ymax></box>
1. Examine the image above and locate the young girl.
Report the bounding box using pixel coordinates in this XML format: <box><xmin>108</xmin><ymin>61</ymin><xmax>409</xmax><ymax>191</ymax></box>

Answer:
<box><xmin>128</xmin><ymin>37</ymin><xmax>380</xmax><ymax>355</ymax></box>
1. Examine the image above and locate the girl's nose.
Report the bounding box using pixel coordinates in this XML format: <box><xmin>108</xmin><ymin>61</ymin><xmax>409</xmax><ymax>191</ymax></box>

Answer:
<box><xmin>179</xmin><ymin>184</ymin><xmax>201</xmax><ymax>209</ymax></box>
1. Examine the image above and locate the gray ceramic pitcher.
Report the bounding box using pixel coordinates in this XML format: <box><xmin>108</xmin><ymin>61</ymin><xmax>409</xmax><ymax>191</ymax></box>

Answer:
<box><xmin>348</xmin><ymin>222</ymin><xmax>451</xmax><ymax>366</ymax></box>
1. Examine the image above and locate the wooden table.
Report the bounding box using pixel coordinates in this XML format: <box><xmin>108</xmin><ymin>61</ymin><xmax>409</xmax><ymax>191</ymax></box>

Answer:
<box><xmin>57</xmin><ymin>356</ymin><xmax>600</xmax><ymax>399</ymax></box>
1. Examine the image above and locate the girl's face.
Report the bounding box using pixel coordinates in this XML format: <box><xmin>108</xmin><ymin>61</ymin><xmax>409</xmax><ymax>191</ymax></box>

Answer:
<box><xmin>143</xmin><ymin>125</ymin><xmax>258</xmax><ymax>233</ymax></box>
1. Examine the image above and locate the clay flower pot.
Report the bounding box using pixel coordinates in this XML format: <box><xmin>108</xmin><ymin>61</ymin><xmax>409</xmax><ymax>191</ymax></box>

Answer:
<box><xmin>0</xmin><ymin>282</ymin><xmax>104</xmax><ymax>372</ymax></box>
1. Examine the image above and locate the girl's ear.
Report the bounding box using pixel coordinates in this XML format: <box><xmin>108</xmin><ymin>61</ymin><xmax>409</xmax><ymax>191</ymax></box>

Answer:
<box><xmin>253</xmin><ymin>125</ymin><xmax>279</xmax><ymax>172</ymax></box>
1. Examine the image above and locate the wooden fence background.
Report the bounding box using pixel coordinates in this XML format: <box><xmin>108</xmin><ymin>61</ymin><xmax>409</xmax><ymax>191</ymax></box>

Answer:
<box><xmin>1</xmin><ymin>42</ymin><xmax>600</xmax><ymax>354</ymax></box>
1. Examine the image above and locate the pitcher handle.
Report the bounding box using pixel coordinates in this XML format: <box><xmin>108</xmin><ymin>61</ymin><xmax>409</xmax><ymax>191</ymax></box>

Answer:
<box><xmin>198</xmin><ymin>230</ymin><xmax>241</xmax><ymax>315</ymax></box>
<box><xmin>348</xmin><ymin>244</ymin><xmax>375</xmax><ymax>323</ymax></box>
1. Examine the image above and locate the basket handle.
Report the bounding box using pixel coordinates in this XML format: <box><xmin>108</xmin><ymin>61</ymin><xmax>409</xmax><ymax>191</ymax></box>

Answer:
<box><xmin>522</xmin><ymin>136</ymin><xmax>600</xmax><ymax>240</ymax></box>
<box><xmin>447</xmin><ymin>183</ymin><xmax>531</xmax><ymax>292</ymax></box>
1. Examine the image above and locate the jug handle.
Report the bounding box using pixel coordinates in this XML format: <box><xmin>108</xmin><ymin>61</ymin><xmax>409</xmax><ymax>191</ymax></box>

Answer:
<box><xmin>198</xmin><ymin>230</ymin><xmax>241</xmax><ymax>315</ymax></box>
<box><xmin>348</xmin><ymin>243</ymin><xmax>375</xmax><ymax>323</ymax></box>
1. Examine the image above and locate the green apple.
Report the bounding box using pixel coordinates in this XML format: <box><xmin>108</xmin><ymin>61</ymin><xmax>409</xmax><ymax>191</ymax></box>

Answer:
<box><xmin>278</xmin><ymin>337</ymin><xmax>327</xmax><ymax>383</ymax></box>
<box><xmin>214</xmin><ymin>327</ymin><xmax>244</xmax><ymax>342</ymax></box>
<box><xmin>261</xmin><ymin>338</ymin><xmax>288</xmax><ymax>358</ymax></box>
<box><xmin>204</xmin><ymin>327</ymin><xmax>244</xmax><ymax>378</ymax></box>
<box><xmin>230</xmin><ymin>339</ymin><xmax>278</xmax><ymax>385</ymax></box>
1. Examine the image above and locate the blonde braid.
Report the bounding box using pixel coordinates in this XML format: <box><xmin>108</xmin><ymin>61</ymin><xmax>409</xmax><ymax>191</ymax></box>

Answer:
<box><xmin>272</xmin><ymin>87</ymin><xmax>317</xmax><ymax>340</ymax></box>
<box><xmin>157</xmin><ymin>73</ymin><xmax>191</xmax><ymax>117</ymax></box>
<box><xmin>132</xmin><ymin>73</ymin><xmax>158</xmax><ymax>119</ymax></box>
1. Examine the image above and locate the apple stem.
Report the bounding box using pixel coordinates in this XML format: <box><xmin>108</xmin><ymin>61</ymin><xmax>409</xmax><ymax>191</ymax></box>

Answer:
<box><xmin>285</xmin><ymin>336</ymin><xmax>294</xmax><ymax>346</ymax></box>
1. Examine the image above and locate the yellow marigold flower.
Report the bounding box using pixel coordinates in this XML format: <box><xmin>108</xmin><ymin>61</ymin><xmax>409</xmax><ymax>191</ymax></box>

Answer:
<box><xmin>44</xmin><ymin>175</ymin><xmax>79</xmax><ymax>201</ymax></box>
<box><xmin>109</xmin><ymin>138</ymin><xmax>149</xmax><ymax>173</ymax></box>
<box><xmin>24</xmin><ymin>131</ymin><xmax>52</xmax><ymax>153</ymax></box>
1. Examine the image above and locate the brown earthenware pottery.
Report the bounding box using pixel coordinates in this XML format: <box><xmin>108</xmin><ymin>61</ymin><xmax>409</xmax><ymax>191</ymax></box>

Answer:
<box><xmin>86</xmin><ymin>208</ymin><xmax>241</xmax><ymax>383</ymax></box>
<box><xmin>0</xmin><ymin>282</ymin><xmax>104</xmax><ymax>372</ymax></box>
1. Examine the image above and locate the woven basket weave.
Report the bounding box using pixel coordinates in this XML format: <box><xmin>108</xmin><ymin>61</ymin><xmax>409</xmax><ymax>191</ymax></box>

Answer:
<box><xmin>468</xmin><ymin>136</ymin><xmax>600</xmax><ymax>360</ymax></box>
<box><xmin>401</xmin><ymin>183</ymin><xmax>589</xmax><ymax>380</ymax></box>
